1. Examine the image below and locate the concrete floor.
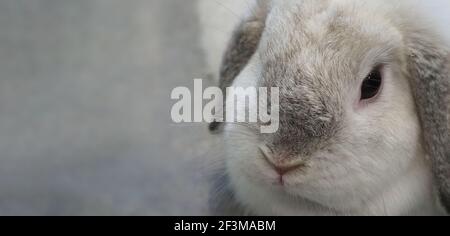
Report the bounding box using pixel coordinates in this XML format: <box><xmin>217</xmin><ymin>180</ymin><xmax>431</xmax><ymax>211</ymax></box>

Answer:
<box><xmin>0</xmin><ymin>0</ymin><xmax>225</xmax><ymax>215</ymax></box>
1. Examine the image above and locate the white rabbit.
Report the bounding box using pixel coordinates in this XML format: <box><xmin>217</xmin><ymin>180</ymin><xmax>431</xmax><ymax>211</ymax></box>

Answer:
<box><xmin>208</xmin><ymin>0</ymin><xmax>450</xmax><ymax>216</ymax></box>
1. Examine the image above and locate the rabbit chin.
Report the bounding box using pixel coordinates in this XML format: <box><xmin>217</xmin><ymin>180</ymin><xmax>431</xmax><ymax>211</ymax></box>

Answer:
<box><xmin>223</xmin><ymin>126</ymin><xmax>444</xmax><ymax>216</ymax></box>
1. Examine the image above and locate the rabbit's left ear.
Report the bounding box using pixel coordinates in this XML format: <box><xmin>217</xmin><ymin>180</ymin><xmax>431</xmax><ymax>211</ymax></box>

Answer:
<box><xmin>406</xmin><ymin>34</ymin><xmax>450</xmax><ymax>212</ymax></box>
<box><xmin>209</xmin><ymin>1</ymin><xmax>270</xmax><ymax>132</ymax></box>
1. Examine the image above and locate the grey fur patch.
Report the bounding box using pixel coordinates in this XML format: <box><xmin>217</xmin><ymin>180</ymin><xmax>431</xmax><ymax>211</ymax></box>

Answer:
<box><xmin>219</xmin><ymin>22</ymin><xmax>265</xmax><ymax>91</ymax></box>
<box><xmin>406</xmin><ymin>32</ymin><xmax>450</xmax><ymax>211</ymax></box>
<box><xmin>258</xmin><ymin>57</ymin><xmax>343</xmax><ymax>159</ymax></box>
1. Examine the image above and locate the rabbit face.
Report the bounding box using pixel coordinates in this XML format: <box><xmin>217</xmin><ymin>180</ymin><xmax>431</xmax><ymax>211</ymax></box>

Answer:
<box><xmin>222</xmin><ymin>0</ymin><xmax>437</xmax><ymax>215</ymax></box>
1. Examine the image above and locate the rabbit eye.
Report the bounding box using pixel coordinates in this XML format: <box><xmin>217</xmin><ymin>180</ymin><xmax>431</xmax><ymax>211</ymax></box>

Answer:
<box><xmin>360</xmin><ymin>66</ymin><xmax>383</xmax><ymax>100</ymax></box>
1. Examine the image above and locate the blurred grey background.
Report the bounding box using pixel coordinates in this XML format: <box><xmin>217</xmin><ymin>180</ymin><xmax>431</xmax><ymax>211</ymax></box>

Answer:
<box><xmin>0</xmin><ymin>0</ymin><xmax>225</xmax><ymax>215</ymax></box>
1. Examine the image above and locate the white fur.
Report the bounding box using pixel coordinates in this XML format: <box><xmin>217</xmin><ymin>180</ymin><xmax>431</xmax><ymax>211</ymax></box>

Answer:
<box><xmin>219</xmin><ymin>0</ymin><xmax>450</xmax><ymax>215</ymax></box>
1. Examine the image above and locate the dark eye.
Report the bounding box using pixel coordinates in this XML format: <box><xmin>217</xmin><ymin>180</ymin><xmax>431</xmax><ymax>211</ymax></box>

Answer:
<box><xmin>360</xmin><ymin>66</ymin><xmax>383</xmax><ymax>100</ymax></box>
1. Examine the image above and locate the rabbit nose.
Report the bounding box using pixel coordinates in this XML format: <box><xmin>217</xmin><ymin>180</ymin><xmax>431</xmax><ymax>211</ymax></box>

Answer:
<box><xmin>259</xmin><ymin>145</ymin><xmax>304</xmax><ymax>176</ymax></box>
<box><xmin>267</xmin><ymin>160</ymin><xmax>304</xmax><ymax>176</ymax></box>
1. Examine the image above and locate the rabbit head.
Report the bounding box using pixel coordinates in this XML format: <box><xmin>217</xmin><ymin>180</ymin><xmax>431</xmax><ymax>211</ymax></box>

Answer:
<box><xmin>210</xmin><ymin>0</ymin><xmax>450</xmax><ymax>215</ymax></box>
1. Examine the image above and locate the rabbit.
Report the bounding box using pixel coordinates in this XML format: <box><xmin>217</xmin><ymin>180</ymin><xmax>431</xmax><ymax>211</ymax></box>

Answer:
<box><xmin>208</xmin><ymin>0</ymin><xmax>450</xmax><ymax>216</ymax></box>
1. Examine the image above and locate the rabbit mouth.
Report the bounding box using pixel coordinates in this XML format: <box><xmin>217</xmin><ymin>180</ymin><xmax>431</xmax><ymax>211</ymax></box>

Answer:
<box><xmin>258</xmin><ymin>146</ymin><xmax>306</xmax><ymax>182</ymax></box>
<box><xmin>246</xmin><ymin>162</ymin><xmax>310</xmax><ymax>189</ymax></box>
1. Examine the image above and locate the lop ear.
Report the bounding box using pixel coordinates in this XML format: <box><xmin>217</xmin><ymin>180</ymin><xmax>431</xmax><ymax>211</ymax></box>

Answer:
<box><xmin>406</xmin><ymin>33</ymin><xmax>450</xmax><ymax>212</ymax></box>
<box><xmin>209</xmin><ymin>1</ymin><xmax>269</xmax><ymax>132</ymax></box>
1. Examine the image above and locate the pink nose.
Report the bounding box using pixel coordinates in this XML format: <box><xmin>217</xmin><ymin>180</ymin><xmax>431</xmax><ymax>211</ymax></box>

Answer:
<box><xmin>259</xmin><ymin>146</ymin><xmax>304</xmax><ymax>176</ymax></box>
<box><xmin>266</xmin><ymin>160</ymin><xmax>304</xmax><ymax>176</ymax></box>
